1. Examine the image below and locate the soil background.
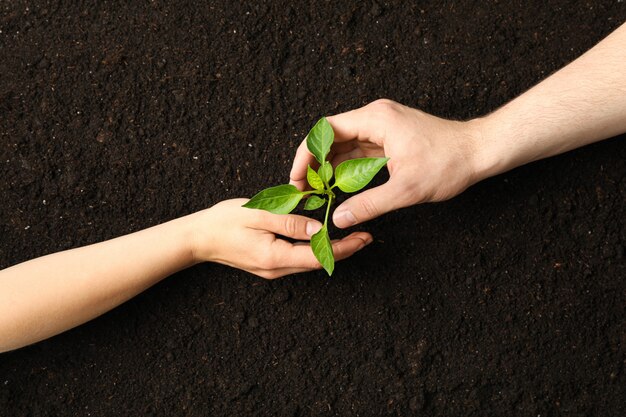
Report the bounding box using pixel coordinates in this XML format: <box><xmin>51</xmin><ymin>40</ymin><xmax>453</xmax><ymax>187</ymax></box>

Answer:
<box><xmin>1</xmin><ymin>1</ymin><xmax>625</xmax><ymax>416</ymax></box>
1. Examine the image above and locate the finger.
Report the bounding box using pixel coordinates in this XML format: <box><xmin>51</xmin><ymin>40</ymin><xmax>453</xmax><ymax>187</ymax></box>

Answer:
<box><xmin>292</xmin><ymin>100</ymin><xmax>395</xmax><ymax>189</ymax></box>
<box><xmin>253</xmin><ymin>212</ymin><xmax>323</xmax><ymax>239</ymax></box>
<box><xmin>331</xmin><ymin>145</ymin><xmax>387</xmax><ymax>167</ymax></box>
<box><xmin>329</xmin><ymin>147</ymin><xmax>366</xmax><ymax>167</ymax></box>
<box><xmin>254</xmin><ymin>232</ymin><xmax>374</xmax><ymax>279</ymax></box>
<box><xmin>269</xmin><ymin>239</ymin><xmax>324</xmax><ymax>270</ymax></box>
<box><xmin>289</xmin><ymin>139</ymin><xmax>317</xmax><ymax>190</ymax></box>
<box><xmin>252</xmin><ymin>266</ymin><xmax>316</xmax><ymax>280</ymax></box>
<box><xmin>326</xmin><ymin>102</ymin><xmax>389</xmax><ymax>146</ymax></box>
<box><xmin>263</xmin><ymin>232</ymin><xmax>374</xmax><ymax>277</ymax></box>
<box><xmin>331</xmin><ymin>232</ymin><xmax>373</xmax><ymax>260</ymax></box>
<box><xmin>332</xmin><ymin>181</ymin><xmax>404</xmax><ymax>228</ymax></box>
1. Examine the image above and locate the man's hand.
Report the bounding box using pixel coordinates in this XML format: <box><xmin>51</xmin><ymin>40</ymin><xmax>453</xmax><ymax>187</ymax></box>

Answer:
<box><xmin>290</xmin><ymin>99</ymin><xmax>482</xmax><ymax>228</ymax></box>
<box><xmin>291</xmin><ymin>22</ymin><xmax>626</xmax><ymax>229</ymax></box>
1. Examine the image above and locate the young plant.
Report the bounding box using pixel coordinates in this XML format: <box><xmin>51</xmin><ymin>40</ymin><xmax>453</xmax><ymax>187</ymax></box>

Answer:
<box><xmin>243</xmin><ymin>117</ymin><xmax>388</xmax><ymax>275</ymax></box>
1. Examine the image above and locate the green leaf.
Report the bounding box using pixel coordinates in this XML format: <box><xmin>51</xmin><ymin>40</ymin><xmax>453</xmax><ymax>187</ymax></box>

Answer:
<box><xmin>318</xmin><ymin>161</ymin><xmax>333</xmax><ymax>184</ymax></box>
<box><xmin>306</xmin><ymin>117</ymin><xmax>334</xmax><ymax>164</ymax></box>
<box><xmin>243</xmin><ymin>184</ymin><xmax>303</xmax><ymax>214</ymax></box>
<box><xmin>311</xmin><ymin>225</ymin><xmax>334</xmax><ymax>275</ymax></box>
<box><xmin>334</xmin><ymin>157</ymin><xmax>390</xmax><ymax>193</ymax></box>
<box><xmin>304</xmin><ymin>195</ymin><xmax>326</xmax><ymax>210</ymax></box>
<box><xmin>307</xmin><ymin>165</ymin><xmax>324</xmax><ymax>190</ymax></box>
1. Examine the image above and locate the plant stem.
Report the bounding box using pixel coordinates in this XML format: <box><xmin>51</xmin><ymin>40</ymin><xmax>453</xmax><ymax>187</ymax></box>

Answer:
<box><xmin>323</xmin><ymin>194</ymin><xmax>333</xmax><ymax>227</ymax></box>
<box><xmin>302</xmin><ymin>190</ymin><xmax>324</xmax><ymax>196</ymax></box>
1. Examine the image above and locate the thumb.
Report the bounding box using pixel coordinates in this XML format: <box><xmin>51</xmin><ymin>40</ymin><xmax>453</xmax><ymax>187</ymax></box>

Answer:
<box><xmin>332</xmin><ymin>182</ymin><xmax>401</xmax><ymax>228</ymax></box>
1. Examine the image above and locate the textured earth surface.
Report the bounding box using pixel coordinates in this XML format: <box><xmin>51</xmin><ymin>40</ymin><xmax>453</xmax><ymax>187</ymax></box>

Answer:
<box><xmin>1</xmin><ymin>1</ymin><xmax>625</xmax><ymax>415</ymax></box>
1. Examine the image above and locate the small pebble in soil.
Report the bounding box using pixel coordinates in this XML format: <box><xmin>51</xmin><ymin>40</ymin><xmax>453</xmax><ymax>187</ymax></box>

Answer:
<box><xmin>247</xmin><ymin>317</ymin><xmax>259</xmax><ymax>328</ymax></box>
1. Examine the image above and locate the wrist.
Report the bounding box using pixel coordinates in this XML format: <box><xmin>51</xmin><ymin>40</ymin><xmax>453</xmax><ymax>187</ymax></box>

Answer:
<box><xmin>465</xmin><ymin>115</ymin><xmax>512</xmax><ymax>184</ymax></box>
<box><xmin>185</xmin><ymin>207</ymin><xmax>221</xmax><ymax>266</ymax></box>
<box><xmin>166</xmin><ymin>213</ymin><xmax>203</xmax><ymax>268</ymax></box>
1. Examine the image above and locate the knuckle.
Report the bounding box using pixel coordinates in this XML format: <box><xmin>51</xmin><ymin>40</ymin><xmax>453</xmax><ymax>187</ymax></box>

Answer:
<box><xmin>257</xmin><ymin>250</ymin><xmax>277</xmax><ymax>270</ymax></box>
<box><xmin>369</xmin><ymin>98</ymin><xmax>400</xmax><ymax>119</ymax></box>
<box><xmin>283</xmin><ymin>216</ymin><xmax>299</xmax><ymax>237</ymax></box>
<box><xmin>357</xmin><ymin>195</ymin><xmax>379</xmax><ymax>219</ymax></box>
<box><xmin>370</xmin><ymin>98</ymin><xmax>397</xmax><ymax>108</ymax></box>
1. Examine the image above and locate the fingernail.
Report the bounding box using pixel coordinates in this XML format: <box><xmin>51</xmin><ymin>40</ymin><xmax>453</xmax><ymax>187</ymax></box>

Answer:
<box><xmin>306</xmin><ymin>221</ymin><xmax>322</xmax><ymax>236</ymax></box>
<box><xmin>333</xmin><ymin>210</ymin><xmax>357</xmax><ymax>228</ymax></box>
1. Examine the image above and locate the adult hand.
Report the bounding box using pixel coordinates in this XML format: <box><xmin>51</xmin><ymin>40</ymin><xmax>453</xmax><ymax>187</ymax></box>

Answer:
<box><xmin>290</xmin><ymin>99</ymin><xmax>483</xmax><ymax>228</ymax></box>
<box><xmin>190</xmin><ymin>199</ymin><xmax>373</xmax><ymax>279</ymax></box>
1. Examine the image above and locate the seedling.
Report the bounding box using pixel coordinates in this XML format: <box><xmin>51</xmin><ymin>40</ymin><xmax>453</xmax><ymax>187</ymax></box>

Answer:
<box><xmin>243</xmin><ymin>117</ymin><xmax>388</xmax><ymax>275</ymax></box>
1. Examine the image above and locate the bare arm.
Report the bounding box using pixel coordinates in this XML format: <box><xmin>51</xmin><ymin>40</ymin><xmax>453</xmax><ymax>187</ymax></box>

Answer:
<box><xmin>0</xmin><ymin>200</ymin><xmax>371</xmax><ymax>352</ymax></box>
<box><xmin>0</xmin><ymin>215</ymin><xmax>195</xmax><ymax>353</ymax></box>
<box><xmin>474</xmin><ymin>22</ymin><xmax>626</xmax><ymax>180</ymax></box>
<box><xmin>290</xmin><ymin>22</ymin><xmax>626</xmax><ymax>228</ymax></box>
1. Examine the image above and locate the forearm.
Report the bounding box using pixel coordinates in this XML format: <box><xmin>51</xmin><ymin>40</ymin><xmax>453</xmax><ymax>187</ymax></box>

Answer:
<box><xmin>0</xmin><ymin>215</ymin><xmax>196</xmax><ymax>352</ymax></box>
<box><xmin>473</xmin><ymin>22</ymin><xmax>626</xmax><ymax>180</ymax></box>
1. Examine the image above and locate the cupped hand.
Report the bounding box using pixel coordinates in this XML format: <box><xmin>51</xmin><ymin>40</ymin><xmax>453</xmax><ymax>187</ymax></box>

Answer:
<box><xmin>189</xmin><ymin>199</ymin><xmax>372</xmax><ymax>279</ymax></box>
<box><xmin>290</xmin><ymin>99</ymin><xmax>482</xmax><ymax>228</ymax></box>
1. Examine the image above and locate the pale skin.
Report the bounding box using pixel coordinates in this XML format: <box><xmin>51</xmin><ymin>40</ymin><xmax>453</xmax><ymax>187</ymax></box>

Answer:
<box><xmin>2</xmin><ymin>23</ymin><xmax>625</xmax><ymax>354</ymax></box>
<box><xmin>291</xmin><ymin>22</ymin><xmax>626</xmax><ymax>228</ymax></box>
<box><xmin>0</xmin><ymin>200</ymin><xmax>372</xmax><ymax>353</ymax></box>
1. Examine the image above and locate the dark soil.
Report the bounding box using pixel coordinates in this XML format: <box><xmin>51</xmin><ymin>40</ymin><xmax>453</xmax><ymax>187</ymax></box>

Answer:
<box><xmin>1</xmin><ymin>1</ymin><xmax>625</xmax><ymax>416</ymax></box>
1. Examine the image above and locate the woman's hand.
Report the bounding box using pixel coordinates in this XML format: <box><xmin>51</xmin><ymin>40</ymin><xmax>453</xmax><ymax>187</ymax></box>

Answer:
<box><xmin>189</xmin><ymin>199</ymin><xmax>373</xmax><ymax>279</ymax></box>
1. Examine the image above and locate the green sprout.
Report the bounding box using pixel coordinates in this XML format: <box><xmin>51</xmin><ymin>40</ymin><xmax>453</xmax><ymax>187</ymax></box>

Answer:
<box><xmin>243</xmin><ymin>117</ymin><xmax>389</xmax><ymax>275</ymax></box>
